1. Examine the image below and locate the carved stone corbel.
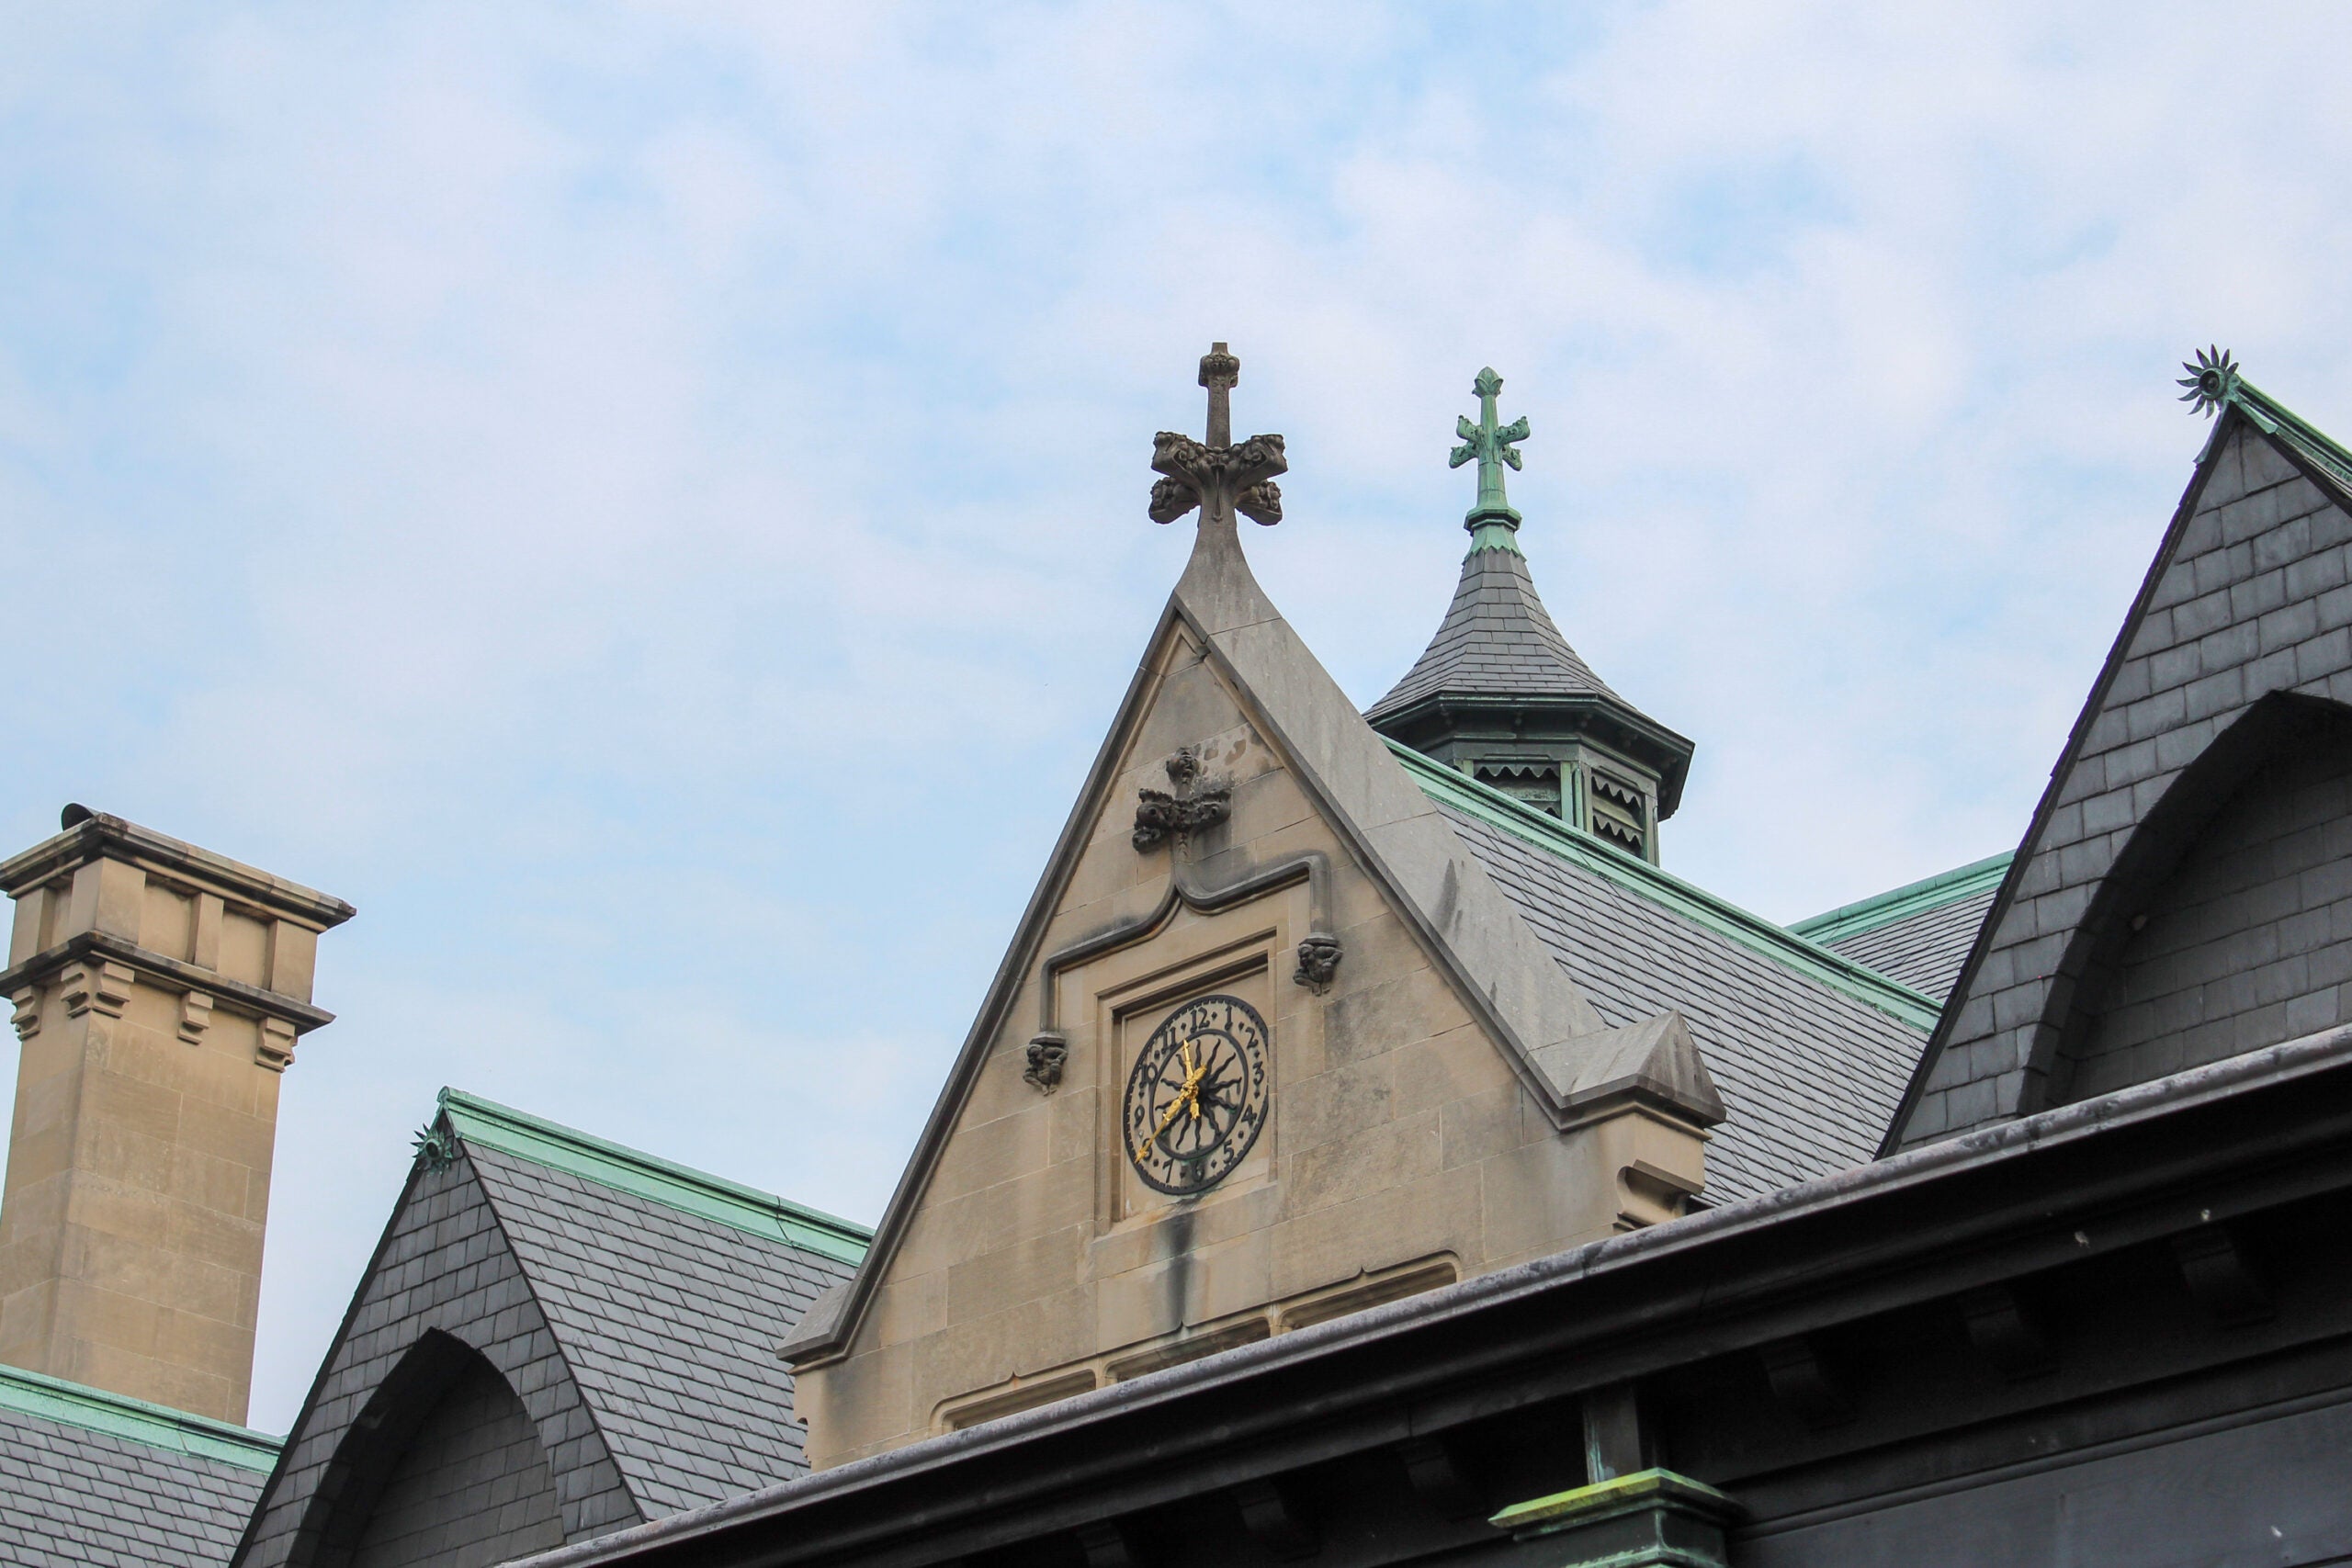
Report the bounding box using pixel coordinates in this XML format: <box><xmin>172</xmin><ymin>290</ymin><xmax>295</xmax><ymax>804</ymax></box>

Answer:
<box><xmin>256</xmin><ymin>1016</ymin><xmax>298</xmax><ymax>1073</ymax></box>
<box><xmin>1396</xmin><ymin>1435</ymin><xmax>1479</xmax><ymax>1518</ymax></box>
<box><xmin>1758</xmin><ymin>1336</ymin><xmax>1853</xmax><ymax>1428</ymax></box>
<box><xmin>177</xmin><ymin>990</ymin><xmax>213</xmax><ymax>1046</ymax></box>
<box><xmin>1231</xmin><ymin>1477</ymin><xmax>1318</xmax><ymax>1560</ymax></box>
<box><xmin>1959</xmin><ymin>1283</ymin><xmax>2054</xmax><ymax>1380</ymax></box>
<box><xmin>1293</xmin><ymin>934</ymin><xmax>1342</xmax><ymax>994</ymax></box>
<box><xmin>1023</xmin><ymin>1031</ymin><xmax>1068</xmax><ymax>1094</ymax></box>
<box><xmin>10</xmin><ymin>987</ymin><xmax>37</xmax><ymax>1041</ymax></box>
<box><xmin>61</xmin><ymin>960</ymin><xmax>133</xmax><ymax>1020</ymax></box>
<box><xmin>2172</xmin><ymin>1224</ymin><xmax>2272</xmax><ymax>1326</ymax></box>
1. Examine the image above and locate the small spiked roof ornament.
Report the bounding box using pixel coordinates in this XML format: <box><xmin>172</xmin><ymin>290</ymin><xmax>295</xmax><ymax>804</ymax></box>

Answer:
<box><xmin>1451</xmin><ymin>366</ymin><xmax>1531</xmax><ymax>551</ymax></box>
<box><xmin>1149</xmin><ymin>342</ymin><xmax>1287</xmax><ymax>528</ymax></box>
<box><xmin>2178</xmin><ymin>345</ymin><xmax>2243</xmax><ymax>418</ymax></box>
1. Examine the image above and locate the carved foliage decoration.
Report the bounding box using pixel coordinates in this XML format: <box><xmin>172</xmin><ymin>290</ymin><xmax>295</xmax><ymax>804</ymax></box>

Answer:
<box><xmin>1133</xmin><ymin>748</ymin><xmax>1232</xmax><ymax>852</ymax></box>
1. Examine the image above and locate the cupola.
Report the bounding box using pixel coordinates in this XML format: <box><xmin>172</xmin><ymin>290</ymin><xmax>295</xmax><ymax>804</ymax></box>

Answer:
<box><xmin>1364</xmin><ymin>368</ymin><xmax>1693</xmax><ymax>863</ymax></box>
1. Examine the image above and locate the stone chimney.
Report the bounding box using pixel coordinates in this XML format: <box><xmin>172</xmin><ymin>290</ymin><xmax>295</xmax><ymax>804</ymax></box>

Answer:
<box><xmin>0</xmin><ymin>807</ymin><xmax>353</xmax><ymax>1424</ymax></box>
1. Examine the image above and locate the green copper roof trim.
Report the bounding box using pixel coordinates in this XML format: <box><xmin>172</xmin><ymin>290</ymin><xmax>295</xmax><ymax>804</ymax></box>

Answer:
<box><xmin>1789</xmin><ymin>851</ymin><xmax>2013</xmax><ymax>948</ymax></box>
<box><xmin>0</xmin><ymin>1361</ymin><xmax>281</xmax><ymax>1472</ymax></box>
<box><xmin>1393</xmin><ymin>741</ymin><xmax>1942</xmax><ymax>1032</ymax></box>
<box><xmin>2179</xmin><ymin>349</ymin><xmax>2352</xmax><ymax>497</ymax></box>
<box><xmin>1464</xmin><ymin>523</ymin><xmax>1526</xmax><ymax>556</ymax></box>
<box><xmin>437</xmin><ymin>1089</ymin><xmax>872</xmax><ymax>1265</ymax></box>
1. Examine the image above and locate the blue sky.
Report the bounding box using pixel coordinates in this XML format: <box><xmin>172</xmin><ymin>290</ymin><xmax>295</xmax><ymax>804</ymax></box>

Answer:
<box><xmin>6</xmin><ymin>4</ymin><xmax>2351</xmax><ymax>1431</ymax></box>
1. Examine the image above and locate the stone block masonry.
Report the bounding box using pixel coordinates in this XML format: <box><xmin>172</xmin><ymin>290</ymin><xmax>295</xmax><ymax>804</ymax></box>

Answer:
<box><xmin>0</xmin><ymin>809</ymin><xmax>353</xmax><ymax>1424</ymax></box>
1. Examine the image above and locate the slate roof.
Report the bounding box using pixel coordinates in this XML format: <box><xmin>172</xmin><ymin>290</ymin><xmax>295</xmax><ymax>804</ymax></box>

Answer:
<box><xmin>0</xmin><ymin>1361</ymin><xmax>277</xmax><ymax>1567</ymax></box>
<box><xmin>1884</xmin><ymin>376</ymin><xmax>2352</xmax><ymax>1150</ymax></box>
<box><xmin>1400</xmin><ymin>744</ymin><xmax>1937</xmax><ymax>1200</ymax></box>
<box><xmin>236</xmin><ymin>1093</ymin><xmax>868</xmax><ymax>1565</ymax></box>
<box><xmin>1789</xmin><ymin>852</ymin><xmax>2011</xmax><ymax>1001</ymax></box>
<box><xmin>1365</xmin><ymin>544</ymin><xmax>1620</xmax><ymax>719</ymax></box>
<box><xmin>438</xmin><ymin>1093</ymin><xmax>868</xmax><ymax>1511</ymax></box>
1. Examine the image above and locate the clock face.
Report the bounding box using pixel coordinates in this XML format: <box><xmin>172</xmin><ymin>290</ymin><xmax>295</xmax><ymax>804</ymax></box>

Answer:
<box><xmin>1123</xmin><ymin>993</ymin><xmax>1272</xmax><ymax>1196</ymax></box>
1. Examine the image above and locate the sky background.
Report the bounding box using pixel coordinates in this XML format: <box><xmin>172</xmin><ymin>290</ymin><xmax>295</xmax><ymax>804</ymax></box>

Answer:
<box><xmin>6</xmin><ymin>3</ymin><xmax>2352</xmax><ymax>1432</ymax></box>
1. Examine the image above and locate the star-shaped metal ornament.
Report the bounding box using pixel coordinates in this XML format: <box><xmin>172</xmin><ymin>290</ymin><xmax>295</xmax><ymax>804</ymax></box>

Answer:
<box><xmin>2177</xmin><ymin>345</ymin><xmax>2242</xmax><ymax>419</ymax></box>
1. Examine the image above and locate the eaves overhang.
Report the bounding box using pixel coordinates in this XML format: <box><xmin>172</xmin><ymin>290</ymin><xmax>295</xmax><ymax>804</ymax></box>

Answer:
<box><xmin>1369</xmin><ymin>692</ymin><xmax>1695</xmax><ymax>818</ymax></box>
<box><xmin>509</xmin><ymin>1021</ymin><xmax>2352</xmax><ymax>1568</ymax></box>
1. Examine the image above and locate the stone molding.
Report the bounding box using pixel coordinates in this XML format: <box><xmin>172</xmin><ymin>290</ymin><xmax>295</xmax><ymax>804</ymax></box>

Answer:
<box><xmin>0</xmin><ymin>929</ymin><xmax>334</xmax><ymax>1058</ymax></box>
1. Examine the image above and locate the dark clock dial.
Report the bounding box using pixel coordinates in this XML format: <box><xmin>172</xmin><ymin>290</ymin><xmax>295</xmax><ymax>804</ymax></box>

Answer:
<box><xmin>1123</xmin><ymin>993</ymin><xmax>1271</xmax><ymax>1196</ymax></box>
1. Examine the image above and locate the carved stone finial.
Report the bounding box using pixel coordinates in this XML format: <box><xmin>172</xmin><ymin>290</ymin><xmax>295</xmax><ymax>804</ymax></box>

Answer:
<box><xmin>2177</xmin><ymin>345</ymin><xmax>2242</xmax><ymax>418</ymax></box>
<box><xmin>1450</xmin><ymin>366</ymin><xmax>1530</xmax><ymax>548</ymax></box>
<box><xmin>1150</xmin><ymin>342</ymin><xmax>1287</xmax><ymax>529</ymax></box>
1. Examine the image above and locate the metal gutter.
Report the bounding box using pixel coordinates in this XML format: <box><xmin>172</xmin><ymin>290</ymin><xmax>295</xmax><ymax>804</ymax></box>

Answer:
<box><xmin>511</xmin><ymin>1020</ymin><xmax>2352</xmax><ymax>1568</ymax></box>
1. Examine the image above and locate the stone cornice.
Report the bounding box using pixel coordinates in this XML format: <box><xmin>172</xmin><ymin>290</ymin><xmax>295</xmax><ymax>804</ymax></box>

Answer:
<box><xmin>0</xmin><ymin>811</ymin><xmax>355</xmax><ymax>931</ymax></box>
<box><xmin>0</xmin><ymin>929</ymin><xmax>335</xmax><ymax>1033</ymax></box>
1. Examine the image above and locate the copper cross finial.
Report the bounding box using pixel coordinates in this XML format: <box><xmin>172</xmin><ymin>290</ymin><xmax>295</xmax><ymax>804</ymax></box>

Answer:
<box><xmin>1149</xmin><ymin>342</ymin><xmax>1287</xmax><ymax>527</ymax></box>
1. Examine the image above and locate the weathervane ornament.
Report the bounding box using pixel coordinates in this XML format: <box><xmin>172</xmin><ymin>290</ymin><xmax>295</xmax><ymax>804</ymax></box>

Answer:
<box><xmin>1452</xmin><ymin>367</ymin><xmax>1530</xmax><ymax>541</ymax></box>
<box><xmin>2177</xmin><ymin>346</ymin><xmax>2243</xmax><ymax>419</ymax></box>
<box><xmin>1150</xmin><ymin>342</ymin><xmax>1287</xmax><ymax>527</ymax></box>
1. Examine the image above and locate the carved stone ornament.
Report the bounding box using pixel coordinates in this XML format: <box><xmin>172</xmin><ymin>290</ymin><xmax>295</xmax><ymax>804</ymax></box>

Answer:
<box><xmin>1293</xmin><ymin>933</ymin><xmax>1343</xmax><ymax>994</ymax></box>
<box><xmin>1133</xmin><ymin>747</ymin><xmax>1232</xmax><ymax>852</ymax></box>
<box><xmin>1148</xmin><ymin>342</ymin><xmax>1287</xmax><ymax>528</ymax></box>
<box><xmin>1023</xmin><ymin>1032</ymin><xmax>1069</xmax><ymax>1094</ymax></box>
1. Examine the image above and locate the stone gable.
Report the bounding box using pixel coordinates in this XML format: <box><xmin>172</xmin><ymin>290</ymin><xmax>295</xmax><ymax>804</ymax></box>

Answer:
<box><xmin>789</xmin><ymin>552</ymin><xmax>1722</xmax><ymax>1468</ymax></box>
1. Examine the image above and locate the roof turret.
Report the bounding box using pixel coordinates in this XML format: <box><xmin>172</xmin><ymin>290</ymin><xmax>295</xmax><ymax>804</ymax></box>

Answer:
<box><xmin>1366</xmin><ymin>368</ymin><xmax>1692</xmax><ymax>861</ymax></box>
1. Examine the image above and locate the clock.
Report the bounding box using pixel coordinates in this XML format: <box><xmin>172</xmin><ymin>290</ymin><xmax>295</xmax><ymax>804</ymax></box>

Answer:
<box><xmin>1123</xmin><ymin>993</ymin><xmax>1272</xmax><ymax>1196</ymax></box>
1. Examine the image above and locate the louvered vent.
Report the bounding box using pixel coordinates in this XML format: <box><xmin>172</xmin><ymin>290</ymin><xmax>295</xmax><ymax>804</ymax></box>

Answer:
<box><xmin>1474</xmin><ymin>760</ymin><xmax>1563</xmax><ymax>818</ymax></box>
<box><xmin>1588</xmin><ymin>768</ymin><xmax>1648</xmax><ymax>856</ymax></box>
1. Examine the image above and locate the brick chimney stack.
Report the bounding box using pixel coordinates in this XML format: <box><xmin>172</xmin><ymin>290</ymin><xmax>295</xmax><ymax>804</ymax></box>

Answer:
<box><xmin>0</xmin><ymin>807</ymin><xmax>353</xmax><ymax>1424</ymax></box>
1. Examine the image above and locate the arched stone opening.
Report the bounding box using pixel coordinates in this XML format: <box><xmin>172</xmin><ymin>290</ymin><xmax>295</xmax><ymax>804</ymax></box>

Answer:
<box><xmin>285</xmin><ymin>1330</ymin><xmax>564</xmax><ymax>1568</ymax></box>
<box><xmin>2031</xmin><ymin>693</ymin><xmax>2352</xmax><ymax>1109</ymax></box>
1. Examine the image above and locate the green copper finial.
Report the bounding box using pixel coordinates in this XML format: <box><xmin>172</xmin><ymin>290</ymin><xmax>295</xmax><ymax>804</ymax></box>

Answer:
<box><xmin>1450</xmin><ymin>367</ymin><xmax>1530</xmax><ymax>552</ymax></box>
<box><xmin>2177</xmin><ymin>345</ymin><xmax>2242</xmax><ymax>419</ymax></box>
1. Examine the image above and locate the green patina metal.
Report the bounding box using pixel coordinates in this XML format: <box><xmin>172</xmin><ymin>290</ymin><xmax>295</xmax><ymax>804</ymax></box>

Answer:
<box><xmin>436</xmin><ymin>1089</ymin><xmax>872</xmax><ymax>1265</ymax></box>
<box><xmin>0</xmin><ymin>1360</ymin><xmax>282</xmax><ymax>1472</ymax></box>
<box><xmin>1788</xmin><ymin>850</ymin><xmax>2013</xmax><ymax>948</ymax></box>
<box><xmin>1490</xmin><ymin>1468</ymin><xmax>1741</xmax><ymax>1568</ymax></box>
<box><xmin>2178</xmin><ymin>347</ymin><xmax>2352</xmax><ymax>495</ymax></box>
<box><xmin>1451</xmin><ymin>366</ymin><xmax>1530</xmax><ymax>552</ymax></box>
<box><xmin>1393</xmin><ymin>740</ymin><xmax>1942</xmax><ymax>1032</ymax></box>
<box><xmin>411</xmin><ymin>1117</ymin><xmax>460</xmax><ymax>1172</ymax></box>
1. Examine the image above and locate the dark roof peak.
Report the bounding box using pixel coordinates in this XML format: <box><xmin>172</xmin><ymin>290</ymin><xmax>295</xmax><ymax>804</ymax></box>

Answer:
<box><xmin>1364</xmin><ymin>544</ymin><xmax>1622</xmax><ymax>718</ymax></box>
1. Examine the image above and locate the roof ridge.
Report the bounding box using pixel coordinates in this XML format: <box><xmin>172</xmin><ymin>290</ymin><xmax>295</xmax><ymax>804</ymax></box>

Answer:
<box><xmin>0</xmin><ymin>1361</ymin><xmax>281</xmax><ymax>1472</ymax></box>
<box><xmin>2230</xmin><ymin>376</ymin><xmax>2352</xmax><ymax>492</ymax></box>
<box><xmin>1392</xmin><ymin>740</ymin><xmax>1942</xmax><ymax>1031</ymax></box>
<box><xmin>439</xmin><ymin>1089</ymin><xmax>871</xmax><ymax>1265</ymax></box>
<box><xmin>1789</xmin><ymin>852</ymin><xmax>2013</xmax><ymax>947</ymax></box>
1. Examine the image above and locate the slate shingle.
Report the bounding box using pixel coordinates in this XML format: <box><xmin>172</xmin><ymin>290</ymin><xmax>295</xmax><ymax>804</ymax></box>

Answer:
<box><xmin>1366</xmin><ymin>546</ymin><xmax>1620</xmax><ymax>720</ymax></box>
<box><xmin>1435</xmin><ymin>801</ymin><xmax>1928</xmax><ymax>1200</ymax></box>
<box><xmin>1817</xmin><ymin>887</ymin><xmax>2000</xmax><ymax>1002</ymax></box>
<box><xmin>0</xmin><ymin>1403</ymin><xmax>267</xmax><ymax>1568</ymax></box>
